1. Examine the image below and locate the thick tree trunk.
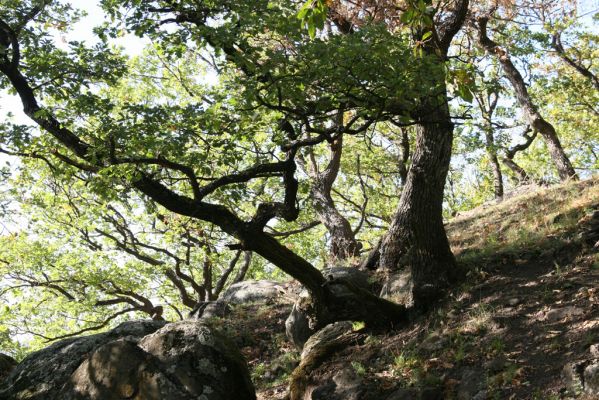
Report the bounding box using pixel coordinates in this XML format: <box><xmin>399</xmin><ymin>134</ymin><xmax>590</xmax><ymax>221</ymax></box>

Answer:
<box><xmin>373</xmin><ymin>0</ymin><xmax>469</xmax><ymax>309</ymax></box>
<box><xmin>477</xmin><ymin>16</ymin><xmax>578</xmax><ymax>181</ymax></box>
<box><xmin>378</xmin><ymin>99</ymin><xmax>457</xmax><ymax>307</ymax></box>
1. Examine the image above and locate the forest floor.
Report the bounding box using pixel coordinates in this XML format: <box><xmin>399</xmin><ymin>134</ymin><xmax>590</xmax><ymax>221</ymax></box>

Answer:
<box><xmin>219</xmin><ymin>177</ymin><xmax>599</xmax><ymax>400</ymax></box>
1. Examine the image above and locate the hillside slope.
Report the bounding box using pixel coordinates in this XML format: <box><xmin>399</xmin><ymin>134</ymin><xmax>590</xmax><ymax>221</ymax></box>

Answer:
<box><xmin>221</xmin><ymin>178</ymin><xmax>599</xmax><ymax>400</ymax></box>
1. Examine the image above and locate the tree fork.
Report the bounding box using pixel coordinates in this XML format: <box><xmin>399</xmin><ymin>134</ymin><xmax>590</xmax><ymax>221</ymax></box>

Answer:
<box><xmin>476</xmin><ymin>15</ymin><xmax>578</xmax><ymax>181</ymax></box>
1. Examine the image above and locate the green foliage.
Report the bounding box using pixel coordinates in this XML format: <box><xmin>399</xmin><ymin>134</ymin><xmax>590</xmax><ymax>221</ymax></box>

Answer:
<box><xmin>297</xmin><ymin>0</ymin><xmax>327</xmax><ymax>39</ymax></box>
<box><xmin>0</xmin><ymin>0</ymin><xmax>596</xmax><ymax>360</ymax></box>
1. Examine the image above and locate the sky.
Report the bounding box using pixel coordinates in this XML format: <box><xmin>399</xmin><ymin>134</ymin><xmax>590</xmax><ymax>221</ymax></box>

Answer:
<box><xmin>0</xmin><ymin>0</ymin><xmax>147</xmax><ymax>124</ymax></box>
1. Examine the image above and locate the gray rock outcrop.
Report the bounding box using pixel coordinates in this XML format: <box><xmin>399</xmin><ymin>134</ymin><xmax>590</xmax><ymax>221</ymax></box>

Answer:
<box><xmin>289</xmin><ymin>321</ymin><xmax>364</xmax><ymax>400</ymax></box>
<box><xmin>221</xmin><ymin>280</ymin><xmax>285</xmax><ymax>304</ymax></box>
<box><xmin>188</xmin><ymin>300</ymin><xmax>231</xmax><ymax>319</ymax></box>
<box><xmin>0</xmin><ymin>354</ymin><xmax>16</xmax><ymax>383</ymax></box>
<box><xmin>286</xmin><ymin>267</ymin><xmax>371</xmax><ymax>349</ymax></box>
<box><xmin>563</xmin><ymin>359</ymin><xmax>599</xmax><ymax>396</ymax></box>
<box><xmin>0</xmin><ymin>320</ymin><xmax>255</xmax><ymax>400</ymax></box>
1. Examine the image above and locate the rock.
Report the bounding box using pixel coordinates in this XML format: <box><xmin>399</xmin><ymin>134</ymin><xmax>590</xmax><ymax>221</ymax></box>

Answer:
<box><xmin>286</xmin><ymin>291</ymin><xmax>315</xmax><ymax>350</ymax></box>
<box><xmin>472</xmin><ymin>390</ymin><xmax>488</xmax><ymax>400</ymax></box>
<box><xmin>590</xmin><ymin>344</ymin><xmax>599</xmax><ymax>358</ymax></box>
<box><xmin>0</xmin><ymin>354</ymin><xmax>16</xmax><ymax>382</ymax></box>
<box><xmin>0</xmin><ymin>319</ymin><xmax>256</xmax><ymax>400</ymax></box>
<box><xmin>220</xmin><ymin>280</ymin><xmax>285</xmax><ymax>304</ymax></box>
<box><xmin>67</xmin><ymin>339</ymin><xmax>190</xmax><ymax>400</ymax></box>
<box><xmin>457</xmin><ymin>368</ymin><xmax>485</xmax><ymax>400</ymax></box>
<box><xmin>138</xmin><ymin>320</ymin><xmax>255</xmax><ymax>400</ymax></box>
<box><xmin>301</xmin><ymin>321</ymin><xmax>355</xmax><ymax>361</ymax></box>
<box><xmin>507</xmin><ymin>298</ymin><xmax>521</xmax><ymax>306</ymax></box>
<box><xmin>379</xmin><ymin>270</ymin><xmax>413</xmax><ymax>306</ymax></box>
<box><xmin>584</xmin><ymin>361</ymin><xmax>599</xmax><ymax>395</ymax></box>
<box><xmin>419</xmin><ymin>332</ymin><xmax>449</xmax><ymax>353</ymax></box>
<box><xmin>188</xmin><ymin>300</ymin><xmax>231</xmax><ymax>319</ymax></box>
<box><xmin>289</xmin><ymin>321</ymin><xmax>363</xmax><ymax>400</ymax></box>
<box><xmin>286</xmin><ymin>267</ymin><xmax>371</xmax><ymax>349</ymax></box>
<box><xmin>546</xmin><ymin>306</ymin><xmax>584</xmax><ymax>322</ymax></box>
<box><xmin>310</xmin><ymin>367</ymin><xmax>363</xmax><ymax>400</ymax></box>
<box><xmin>322</xmin><ymin>267</ymin><xmax>370</xmax><ymax>290</ymax></box>
<box><xmin>0</xmin><ymin>320</ymin><xmax>165</xmax><ymax>400</ymax></box>
<box><xmin>562</xmin><ymin>360</ymin><xmax>599</xmax><ymax>396</ymax></box>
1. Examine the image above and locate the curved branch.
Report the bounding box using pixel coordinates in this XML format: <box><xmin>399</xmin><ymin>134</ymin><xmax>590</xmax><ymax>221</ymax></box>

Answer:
<box><xmin>552</xmin><ymin>32</ymin><xmax>599</xmax><ymax>91</ymax></box>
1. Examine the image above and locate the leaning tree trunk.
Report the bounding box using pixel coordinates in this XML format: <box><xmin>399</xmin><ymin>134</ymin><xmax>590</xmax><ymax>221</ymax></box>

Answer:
<box><xmin>303</xmin><ymin>135</ymin><xmax>361</xmax><ymax>261</ymax></box>
<box><xmin>502</xmin><ymin>157</ymin><xmax>530</xmax><ymax>183</ymax></box>
<box><xmin>378</xmin><ymin>97</ymin><xmax>457</xmax><ymax>308</ymax></box>
<box><xmin>477</xmin><ymin>16</ymin><xmax>578</xmax><ymax>181</ymax></box>
<box><xmin>501</xmin><ymin>125</ymin><xmax>538</xmax><ymax>184</ymax></box>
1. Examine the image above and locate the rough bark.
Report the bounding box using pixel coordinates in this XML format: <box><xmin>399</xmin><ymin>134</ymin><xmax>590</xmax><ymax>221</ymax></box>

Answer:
<box><xmin>477</xmin><ymin>15</ymin><xmax>578</xmax><ymax>181</ymax></box>
<box><xmin>502</xmin><ymin>157</ymin><xmax>530</xmax><ymax>183</ymax></box>
<box><xmin>378</xmin><ymin>103</ymin><xmax>457</xmax><ymax>307</ymax></box>
<box><xmin>301</xmin><ymin>135</ymin><xmax>361</xmax><ymax>261</ymax></box>
<box><xmin>397</xmin><ymin>128</ymin><xmax>410</xmax><ymax>186</ymax></box>
<box><xmin>501</xmin><ymin>126</ymin><xmax>537</xmax><ymax>184</ymax></box>
<box><xmin>375</xmin><ymin>0</ymin><xmax>470</xmax><ymax>308</ymax></box>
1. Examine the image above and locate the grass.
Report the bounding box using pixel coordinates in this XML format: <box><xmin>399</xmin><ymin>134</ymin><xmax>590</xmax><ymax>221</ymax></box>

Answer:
<box><xmin>447</xmin><ymin>177</ymin><xmax>599</xmax><ymax>262</ymax></box>
<box><xmin>237</xmin><ymin>178</ymin><xmax>599</xmax><ymax>399</ymax></box>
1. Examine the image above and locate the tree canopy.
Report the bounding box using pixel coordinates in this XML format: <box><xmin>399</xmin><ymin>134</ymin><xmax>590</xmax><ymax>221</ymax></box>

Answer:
<box><xmin>0</xmin><ymin>0</ymin><xmax>596</xmax><ymax>355</ymax></box>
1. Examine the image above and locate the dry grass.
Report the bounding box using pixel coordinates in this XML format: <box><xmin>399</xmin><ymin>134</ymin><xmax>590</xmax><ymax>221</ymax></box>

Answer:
<box><xmin>447</xmin><ymin>177</ymin><xmax>599</xmax><ymax>257</ymax></box>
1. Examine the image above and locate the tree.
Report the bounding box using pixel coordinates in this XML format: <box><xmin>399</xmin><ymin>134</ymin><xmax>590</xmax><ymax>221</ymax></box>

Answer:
<box><xmin>332</xmin><ymin>0</ymin><xmax>471</xmax><ymax>307</ymax></box>
<box><xmin>474</xmin><ymin>5</ymin><xmax>579</xmax><ymax>181</ymax></box>
<box><xmin>0</xmin><ymin>163</ymin><xmax>259</xmax><ymax>344</ymax></box>
<box><xmin>2</xmin><ymin>0</ymin><xmax>441</xmax><ymax>331</ymax></box>
<box><xmin>298</xmin><ymin>134</ymin><xmax>361</xmax><ymax>261</ymax></box>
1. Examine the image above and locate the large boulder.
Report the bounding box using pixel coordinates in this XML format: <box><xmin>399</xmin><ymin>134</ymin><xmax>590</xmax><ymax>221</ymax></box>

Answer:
<box><xmin>220</xmin><ymin>280</ymin><xmax>285</xmax><ymax>304</ymax></box>
<box><xmin>379</xmin><ymin>270</ymin><xmax>413</xmax><ymax>307</ymax></box>
<box><xmin>285</xmin><ymin>267</ymin><xmax>371</xmax><ymax>349</ymax></box>
<box><xmin>0</xmin><ymin>320</ymin><xmax>255</xmax><ymax>400</ymax></box>
<box><xmin>188</xmin><ymin>300</ymin><xmax>231</xmax><ymax>319</ymax></box>
<box><xmin>0</xmin><ymin>354</ymin><xmax>17</xmax><ymax>383</ymax></box>
<box><xmin>289</xmin><ymin>321</ymin><xmax>364</xmax><ymax>400</ymax></box>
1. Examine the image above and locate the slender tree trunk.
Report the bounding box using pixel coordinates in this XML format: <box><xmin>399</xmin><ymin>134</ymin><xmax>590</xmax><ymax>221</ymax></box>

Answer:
<box><xmin>311</xmin><ymin>185</ymin><xmax>361</xmax><ymax>260</ymax></box>
<box><xmin>397</xmin><ymin>128</ymin><xmax>410</xmax><ymax>186</ymax></box>
<box><xmin>378</xmin><ymin>97</ymin><xmax>457</xmax><ymax>307</ymax></box>
<box><xmin>477</xmin><ymin>16</ymin><xmax>578</xmax><ymax>181</ymax></box>
<box><xmin>233</xmin><ymin>251</ymin><xmax>252</xmax><ymax>284</ymax></box>
<box><xmin>303</xmin><ymin>135</ymin><xmax>361</xmax><ymax>261</ymax></box>
<box><xmin>484</xmin><ymin>129</ymin><xmax>504</xmax><ymax>199</ymax></box>
<box><xmin>501</xmin><ymin>125</ymin><xmax>537</xmax><ymax>184</ymax></box>
<box><xmin>552</xmin><ymin>32</ymin><xmax>599</xmax><ymax>91</ymax></box>
<box><xmin>502</xmin><ymin>157</ymin><xmax>530</xmax><ymax>183</ymax></box>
